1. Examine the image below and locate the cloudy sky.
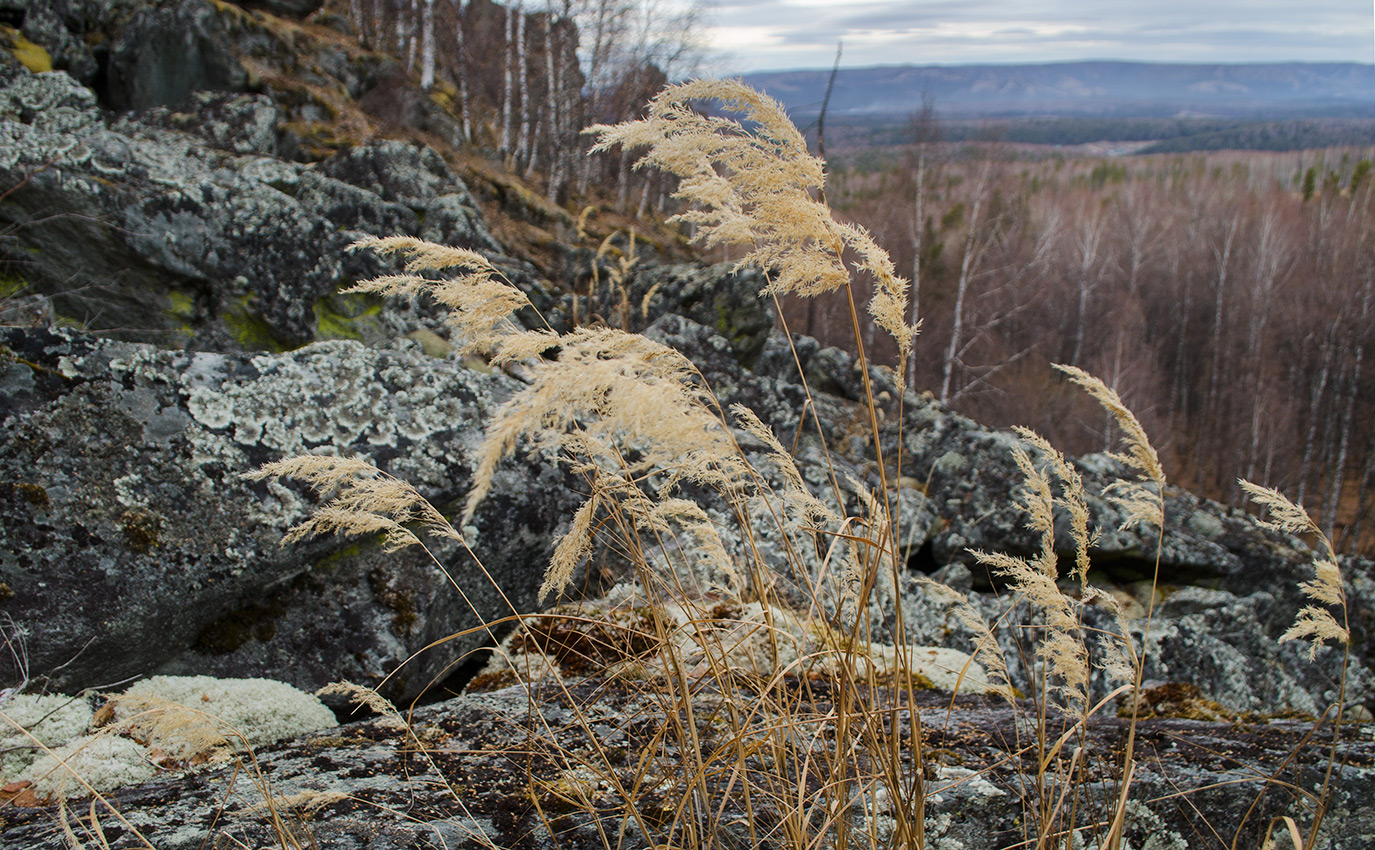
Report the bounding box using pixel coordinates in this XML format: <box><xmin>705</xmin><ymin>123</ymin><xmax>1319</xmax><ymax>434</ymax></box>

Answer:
<box><xmin>704</xmin><ymin>0</ymin><xmax>1375</xmax><ymax>73</ymax></box>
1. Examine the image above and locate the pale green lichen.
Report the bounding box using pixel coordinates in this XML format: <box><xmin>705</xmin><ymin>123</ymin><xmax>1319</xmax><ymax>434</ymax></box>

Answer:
<box><xmin>119</xmin><ymin>676</ymin><xmax>336</xmax><ymax>750</ymax></box>
<box><xmin>6</xmin><ymin>677</ymin><xmax>336</xmax><ymax>801</ymax></box>
<box><xmin>0</xmin><ymin>694</ymin><xmax>95</xmax><ymax>778</ymax></box>
<box><xmin>26</xmin><ymin>734</ymin><xmax>155</xmax><ymax>799</ymax></box>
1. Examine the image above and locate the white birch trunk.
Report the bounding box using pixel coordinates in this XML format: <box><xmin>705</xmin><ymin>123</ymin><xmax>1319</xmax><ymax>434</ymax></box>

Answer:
<box><xmin>419</xmin><ymin>0</ymin><xmax>435</xmax><ymax>90</ymax></box>
<box><xmin>1204</xmin><ymin>215</ymin><xmax>1239</xmax><ymax>429</ymax></box>
<box><xmin>454</xmin><ymin>0</ymin><xmax>472</xmax><ymax>142</ymax></box>
<box><xmin>500</xmin><ymin>2</ymin><xmax>515</xmax><ymax>158</ymax></box>
<box><xmin>1296</xmin><ymin>343</ymin><xmax>1329</xmax><ymax>507</ymax></box>
<box><xmin>1327</xmin><ymin>348</ymin><xmax>1361</xmax><ymax>541</ymax></box>
<box><xmin>393</xmin><ymin>0</ymin><xmax>407</xmax><ymax>57</ymax></box>
<box><xmin>515</xmin><ymin>2</ymin><xmax>532</xmax><ymax>168</ymax></box>
<box><xmin>540</xmin><ymin>10</ymin><xmax>562</xmax><ymax>191</ymax></box>
<box><xmin>407</xmin><ymin>0</ymin><xmax>420</xmax><ymax>68</ymax></box>
<box><xmin>939</xmin><ymin>158</ymin><xmax>991</xmax><ymax>406</ymax></box>
<box><xmin>1069</xmin><ymin>203</ymin><xmax>1104</xmax><ymax>367</ymax></box>
<box><xmin>905</xmin><ymin>147</ymin><xmax>924</xmax><ymax>390</ymax></box>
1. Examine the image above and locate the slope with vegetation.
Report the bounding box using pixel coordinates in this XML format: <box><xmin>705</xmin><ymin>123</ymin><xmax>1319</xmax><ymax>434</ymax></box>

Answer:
<box><xmin>808</xmin><ymin>139</ymin><xmax>1375</xmax><ymax>554</ymax></box>
<box><xmin>0</xmin><ymin>2</ymin><xmax>1373</xmax><ymax>849</ymax></box>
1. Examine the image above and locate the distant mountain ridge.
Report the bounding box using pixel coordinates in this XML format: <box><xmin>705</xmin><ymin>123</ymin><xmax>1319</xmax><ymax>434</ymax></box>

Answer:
<box><xmin>740</xmin><ymin>61</ymin><xmax>1375</xmax><ymax>120</ymax></box>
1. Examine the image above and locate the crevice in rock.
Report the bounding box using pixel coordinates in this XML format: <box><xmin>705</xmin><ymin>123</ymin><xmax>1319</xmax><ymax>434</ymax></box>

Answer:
<box><xmin>906</xmin><ymin>538</ymin><xmax>940</xmax><ymax>575</ymax></box>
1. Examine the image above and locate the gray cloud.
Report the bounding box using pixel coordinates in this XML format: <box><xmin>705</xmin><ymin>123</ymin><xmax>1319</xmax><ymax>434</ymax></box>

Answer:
<box><xmin>706</xmin><ymin>0</ymin><xmax>1374</xmax><ymax>72</ymax></box>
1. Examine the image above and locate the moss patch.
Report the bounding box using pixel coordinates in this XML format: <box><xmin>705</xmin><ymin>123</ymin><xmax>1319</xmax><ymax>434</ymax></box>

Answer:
<box><xmin>3</xmin><ymin>481</ymin><xmax>49</xmax><ymax>509</ymax></box>
<box><xmin>0</xmin><ymin>26</ymin><xmax>53</xmax><ymax>74</ymax></box>
<box><xmin>313</xmin><ymin>292</ymin><xmax>382</xmax><ymax>342</ymax></box>
<box><xmin>194</xmin><ymin>600</ymin><xmax>286</xmax><ymax>654</ymax></box>
<box><xmin>165</xmin><ymin>290</ymin><xmax>195</xmax><ymax>321</ymax></box>
<box><xmin>312</xmin><ymin>540</ymin><xmax>367</xmax><ymax>573</ymax></box>
<box><xmin>1124</xmin><ymin>681</ymin><xmax>1235</xmax><ymax>722</ymax></box>
<box><xmin>224</xmin><ymin>296</ymin><xmax>290</xmax><ymax>352</ymax></box>
<box><xmin>0</xmin><ymin>271</ymin><xmax>31</xmax><ymax>301</ymax></box>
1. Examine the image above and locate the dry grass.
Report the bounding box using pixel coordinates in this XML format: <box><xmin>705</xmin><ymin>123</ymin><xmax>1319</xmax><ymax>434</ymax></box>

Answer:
<box><xmin>2</xmin><ymin>80</ymin><xmax>1355</xmax><ymax>850</ymax></box>
<box><xmin>247</xmin><ymin>79</ymin><xmax>1355</xmax><ymax>850</ymax></box>
<box><xmin>249</xmin><ymin>80</ymin><xmax>1354</xmax><ymax>850</ymax></box>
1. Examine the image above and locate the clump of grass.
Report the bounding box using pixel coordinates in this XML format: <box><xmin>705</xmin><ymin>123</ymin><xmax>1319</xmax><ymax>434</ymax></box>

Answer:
<box><xmin>1237</xmin><ymin>479</ymin><xmax>1352</xmax><ymax>849</ymax></box>
<box><xmin>117</xmin><ymin>79</ymin><xmax>1356</xmax><ymax>850</ymax></box>
<box><xmin>246</xmin><ymin>81</ymin><xmax>954</xmax><ymax>850</ymax></box>
<box><xmin>241</xmin><ymin>79</ymin><xmax>1362</xmax><ymax>850</ymax></box>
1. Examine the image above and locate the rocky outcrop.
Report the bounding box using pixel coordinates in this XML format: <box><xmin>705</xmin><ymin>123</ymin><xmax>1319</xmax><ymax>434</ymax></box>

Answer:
<box><xmin>4</xmin><ymin>308</ymin><xmax>1364</xmax><ymax>725</ymax></box>
<box><xmin>1</xmin><ymin>679</ymin><xmax>1371</xmax><ymax>849</ymax></box>
<box><xmin>2</xmin><ymin>0</ymin><xmax>1374</xmax><ymax>845</ymax></box>
<box><xmin>644</xmin><ymin>316</ymin><xmax>1373</xmax><ymax>716</ymax></box>
<box><xmin>0</xmin><ymin>326</ymin><xmax>582</xmax><ymax>703</ymax></box>
<box><xmin>0</xmin><ymin>63</ymin><xmax>503</xmax><ymax>351</ymax></box>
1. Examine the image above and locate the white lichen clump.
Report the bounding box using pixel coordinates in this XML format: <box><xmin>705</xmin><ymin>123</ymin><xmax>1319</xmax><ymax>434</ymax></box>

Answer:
<box><xmin>118</xmin><ymin>675</ymin><xmax>337</xmax><ymax>750</ymax></box>
<box><xmin>0</xmin><ymin>676</ymin><xmax>336</xmax><ymax>801</ymax></box>
<box><xmin>0</xmin><ymin>693</ymin><xmax>95</xmax><ymax>777</ymax></box>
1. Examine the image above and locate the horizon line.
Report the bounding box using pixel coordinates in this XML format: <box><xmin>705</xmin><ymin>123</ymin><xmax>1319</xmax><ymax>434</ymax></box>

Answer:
<box><xmin>732</xmin><ymin>58</ymin><xmax>1375</xmax><ymax>76</ymax></box>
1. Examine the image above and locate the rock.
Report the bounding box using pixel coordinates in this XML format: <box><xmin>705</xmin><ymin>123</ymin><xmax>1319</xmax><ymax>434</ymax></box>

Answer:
<box><xmin>105</xmin><ymin>0</ymin><xmax>248</xmax><ymax>111</ymax></box>
<box><xmin>0</xmin><ymin>326</ymin><xmax>579</xmax><ymax>702</ymax></box>
<box><xmin>1</xmin><ymin>678</ymin><xmax>1371</xmax><ymax>849</ymax></box>
<box><xmin>633</xmin><ymin>262</ymin><xmax>775</xmax><ymax>367</ymax></box>
<box><xmin>317</xmin><ymin>140</ymin><xmax>502</xmax><ymax>254</ymax></box>
<box><xmin>640</xmin><ymin>317</ymin><xmax>1373</xmax><ymax>714</ymax></box>
<box><xmin>4</xmin><ymin>1</ymin><xmax>98</xmax><ymax>84</ymax></box>
<box><xmin>0</xmin><ymin>68</ymin><xmax>499</xmax><ymax>351</ymax></box>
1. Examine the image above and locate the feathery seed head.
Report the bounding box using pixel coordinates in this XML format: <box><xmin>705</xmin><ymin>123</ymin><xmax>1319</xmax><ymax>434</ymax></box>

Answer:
<box><xmin>248</xmin><ymin>455</ymin><xmax>459</xmax><ymax>551</ymax></box>
<box><xmin>1240</xmin><ymin>480</ymin><xmax>1350</xmax><ymax>658</ymax></box>
<box><xmin>347</xmin><ymin>237</ymin><xmax>527</xmax><ymax>356</ymax></box>
<box><xmin>590</xmin><ymin>79</ymin><xmax>918</xmax><ymax>357</ymax></box>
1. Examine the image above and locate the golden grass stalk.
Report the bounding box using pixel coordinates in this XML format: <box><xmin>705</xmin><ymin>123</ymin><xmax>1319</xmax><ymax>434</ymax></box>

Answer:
<box><xmin>588</xmin><ymin>78</ymin><xmax>917</xmax><ymax>366</ymax></box>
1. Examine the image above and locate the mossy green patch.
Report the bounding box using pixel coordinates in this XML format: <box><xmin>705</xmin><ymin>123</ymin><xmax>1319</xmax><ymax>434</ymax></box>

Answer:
<box><xmin>0</xmin><ymin>272</ymin><xmax>30</xmax><ymax>301</ymax></box>
<box><xmin>1</xmin><ymin>26</ymin><xmax>53</xmax><ymax>74</ymax></box>
<box><xmin>312</xmin><ymin>540</ymin><xmax>367</xmax><ymax>573</ymax></box>
<box><xmin>14</xmin><ymin>482</ymin><xmax>50</xmax><ymax>509</ymax></box>
<box><xmin>279</xmin><ymin>121</ymin><xmax>357</xmax><ymax>161</ymax></box>
<box><xmin>163</xmin><ymin>291</ymin><xmax>197</xmax><ymax>345</ymax></box>
<box><xmin>225</xmin><ymin>295</ymin><xmax>290</xmax><ymax>352</ymax></box>
<box><xmin>166</xmin><ymin>291</ymin><xmax>195</xmax><ymax>320</ymax></box>
<box><xmin>428</xmin><ymin>81</ymin><xmax>460</xmax><ymax>117</ymax></box>
<box><xmin>313</xmin><ymin>292</ymin><xmax>382</xmax><ymax>342</ymax></box>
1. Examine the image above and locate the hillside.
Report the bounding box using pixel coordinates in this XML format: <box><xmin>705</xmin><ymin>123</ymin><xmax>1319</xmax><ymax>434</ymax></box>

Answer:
<box><xmin>742</xmin><ymin>61</ymin><xmax>1375</xmax><ymax>120</ymax></box>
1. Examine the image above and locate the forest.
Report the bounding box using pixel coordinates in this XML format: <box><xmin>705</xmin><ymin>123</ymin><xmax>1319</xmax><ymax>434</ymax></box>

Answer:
<box><xmin>800</xmin><ymin>140</ymin><xmax>1375</xmax><ymax>553</ymax></box>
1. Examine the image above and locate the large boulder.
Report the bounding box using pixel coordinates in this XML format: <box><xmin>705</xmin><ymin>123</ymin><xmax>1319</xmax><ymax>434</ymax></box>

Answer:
<box><xmin>104</xmin><ymin>0</ymin><xmax>248</xmax><ymax>111</ymax></box>
<box><xmin>0</xmin><ymin>326</ymin><xmax>579</xmax><ymax>702</ymax></box>
<box><xmin>0</xmin><ymin>67</ymin><xmax>503</xmax><ymax>351</ymax></box>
